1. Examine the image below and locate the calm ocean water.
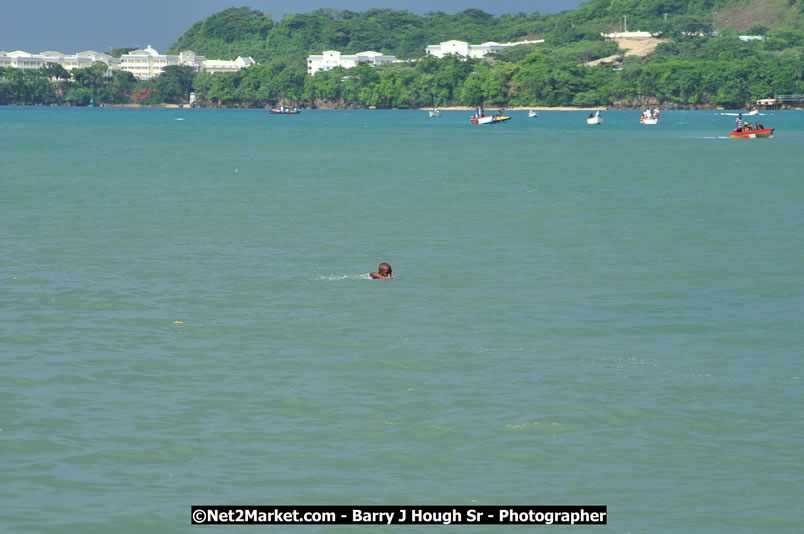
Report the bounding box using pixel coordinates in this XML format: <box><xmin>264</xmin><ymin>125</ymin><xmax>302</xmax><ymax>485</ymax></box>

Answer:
<box><xmin>1</xmin><ymin>106</ymin><xmax>802</xmax><ymax>533</ymax></box>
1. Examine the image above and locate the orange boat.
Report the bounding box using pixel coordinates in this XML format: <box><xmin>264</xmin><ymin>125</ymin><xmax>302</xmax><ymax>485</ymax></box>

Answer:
<box><xmin>730</xmin><ymin>128</ymin><xmax>774</xmax><ymax>139</ymax></box>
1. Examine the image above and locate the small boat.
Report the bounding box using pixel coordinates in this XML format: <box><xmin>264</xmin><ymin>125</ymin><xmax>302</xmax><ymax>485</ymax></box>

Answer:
<box><xmin>470</xmin><ymin>115</ymin><xmax>511</xmax><ymax>125</ymax></box>
<box><xmin>429</xmin><ymin>109</ymin><xmax>441</xmax><ymax>117</ymax></box>
<box><xmin>730</xmin><ymin>128</ymin><xmax>774</xmax><ymax>139</ymax></box>
<box><xmin>720</xmin><ymin>111</ymin><xmax>764</xmax><ymax>116</ymax></box>
<box><xmin>270</xmin><ymin>107</ymin><xmax>301</xmax><ymax>114</ymax></box>
<box><xmin>587</xmin><ymin>116</ymin><xmax>603</xmax><ymax>125</ymax></box>
<box><xmin>528</xmin><ymin>110</ymin><xmax>539</xmax><ymax>118</ymax></box>
<box><xmin>641</xmin><ymin>109</ymin><xmax>660</xmax><ymax>124</ymax></box>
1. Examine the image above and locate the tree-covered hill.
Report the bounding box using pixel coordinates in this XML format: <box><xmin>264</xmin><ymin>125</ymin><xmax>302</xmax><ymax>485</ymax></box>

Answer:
<box><xmin>167</xmin><ymin>7</ymin><xmax>565</xmax><ymax>61</ymax></box>
<box><xmin>166</xmin><ymin>1</ymin><xmax>803</xmax><ymax>62</ymax></box>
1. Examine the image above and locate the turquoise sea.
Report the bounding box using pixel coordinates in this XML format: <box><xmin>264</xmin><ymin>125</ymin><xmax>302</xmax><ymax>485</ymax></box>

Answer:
<box><xmin>1</xmin><ymin>106</ymin><xmax>802</xmax><ymax>533</ymax></box>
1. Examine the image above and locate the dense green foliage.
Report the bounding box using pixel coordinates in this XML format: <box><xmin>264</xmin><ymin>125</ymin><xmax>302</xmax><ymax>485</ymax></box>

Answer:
<box><xmin>166</xmin><ymin>2</ymin><xmax>794</xmax><ymax>62</ymax></box>
<box><xmin>168</xmin><ymin>7</ymin><xmax>556</xmax><ymax>62</ymax></box>
<box><xmin>1</xmin><ymin>1</ymin><xmax>802</xmax><ymax>108</ymax></box>
<box><xmin>169</xmin><ymin>8</ymin><xmax>276</xmax><ymax>62</ymax></box>
<box><xmin>1</xmin><ymin>63</ymin><xmax>142</xmax><ymax>106</ymax></box>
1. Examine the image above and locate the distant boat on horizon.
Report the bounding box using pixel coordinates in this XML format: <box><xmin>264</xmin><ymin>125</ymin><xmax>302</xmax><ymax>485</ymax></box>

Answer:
<box><xmin>270</xmin><ymin>106</ymin><xmax>300</xmax><ymax>114</ymax></box>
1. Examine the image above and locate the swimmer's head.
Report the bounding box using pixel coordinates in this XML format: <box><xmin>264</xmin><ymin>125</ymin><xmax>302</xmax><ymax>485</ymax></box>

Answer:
<box><xmin>378</xmin><ymin>263</ymin><xmax>392</xmax><ymax>276</ymax></box>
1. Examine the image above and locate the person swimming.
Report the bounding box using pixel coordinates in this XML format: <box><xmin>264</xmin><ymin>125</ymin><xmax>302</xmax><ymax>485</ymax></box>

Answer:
<box><xmin>370</xmin><ymin>262</ymin><xmax>392</xmax><ymax>279</ymax></box>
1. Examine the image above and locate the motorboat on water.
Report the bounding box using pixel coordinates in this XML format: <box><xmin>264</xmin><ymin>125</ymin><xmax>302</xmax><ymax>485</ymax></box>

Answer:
<box><xmin>471</xmin><ymin>114</ymin><xmax>511</xmax><ymax>125</ymax></box>
<box><xmin>730</xmin><ymin>127</ymin><xmax>774</xmax><ymax>139</ymax></box>
<box><xmin>587</xmin><ymin>111</ymin><xmax>603</xmax><ymax>124</ymax></box>
<box><xmin>429</xmin><ymin>108</ymin><xmax>441</xmax><ymax>117</ymax></box>
<box><xmin>528</xmin><ymin>110</ymin><xmax>539</xmax><ymax>118</ymax></box>
<box><xmin>721</xmin><ymin>110</ymin><xmax>764</xmax><ymax>116</ymax></box>
<box><xmin>640</xmin><ymin>117</ymin><xmax>659</xmax><ymax>125</ymax></box>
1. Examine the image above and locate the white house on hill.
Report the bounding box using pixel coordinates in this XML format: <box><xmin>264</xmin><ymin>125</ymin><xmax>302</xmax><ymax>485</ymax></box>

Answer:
<box><xmin>600</xmin><ymin>31</ymin><xmax>656</xmax><ymax>40</ymax></box>
<box><xmin>424</xmin><ymin>39</ymin><xmax>544</xmax><ymax>59</ymax></box>
<box><xmin>203</xmin><ymin>56</ymin><xmax>256</xmax><ymax>74</ymax></box>
<box><xmin>307</xmin><ymin>50</ymin><xmax>396</xmax><ymax>75</ymax></box>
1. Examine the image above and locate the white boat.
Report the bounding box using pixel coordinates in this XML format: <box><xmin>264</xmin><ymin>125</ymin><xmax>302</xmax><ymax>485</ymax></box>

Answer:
<box><xmin>429</xmin><ymin>109</ymin><xmax>441</xmax><ymax>117</ymax></box>
<box><xmin>470</xmin><ymin>114</ymin><xmax>511</xmax><ymax>125</ymax></box>
<box><xmin>587</xmin><ymin>116</ymin><xmax>603</xmax><ymax>125</ymax></box>
<box><xmin>721</xmin><ymin>110</ymin><xmax>763</xmax><ymax>116</ymax></box>
<box><xmin>528</xmin><ymin>110</ymin><xmax>539</xmax><ymax>118</ymax></box>
<box><xmin>641</xmin><ymin>109</ymin><xmax>660</xmax><ymax>124</ymax></box>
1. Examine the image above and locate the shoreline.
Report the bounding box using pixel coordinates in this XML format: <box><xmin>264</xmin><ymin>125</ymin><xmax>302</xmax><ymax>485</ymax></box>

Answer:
<box><xmin>9</xmin><ymin>102</ymin><xmax>801</xmax><ymax>111</ymax></box>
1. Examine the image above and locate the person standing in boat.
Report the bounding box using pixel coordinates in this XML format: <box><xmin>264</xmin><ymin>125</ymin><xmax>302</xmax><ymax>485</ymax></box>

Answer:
<box><xmin>735</xmin><ymin>113</ymin><xmax>744</xmax><ymax>131</ymax></box>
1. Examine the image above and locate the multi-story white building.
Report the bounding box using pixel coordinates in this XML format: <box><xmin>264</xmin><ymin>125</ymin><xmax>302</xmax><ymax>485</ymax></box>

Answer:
<box><xmin>307</xmin><ymin>50</ymin><xmax>396</xmax><ymax>75</ymax></box>
<box><xmin>0</xmin><ymin>46</ymin><xmax>254</xmax><ymax>79</ymax></box>
<box><xmin>424</xmin><ymin>39</ymin><xmax>544</xmax><ymax>59</ymax></box>
<box><xmin>0</xmin><ymin>50</ymin><xmax>118</xmax><ymax>72</ymax></box>
<box><xmin>118</xmin><ymin>46</ymin><xmax>206</xmax><ymax>79</ymax></box>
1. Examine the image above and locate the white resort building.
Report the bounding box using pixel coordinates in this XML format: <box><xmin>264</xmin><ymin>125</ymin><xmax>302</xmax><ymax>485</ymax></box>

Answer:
<box><xmin>307</xmin><ymin>50</ymin><xmax>397</xmax><ymax>75</ymax></box>
<box><xmin>424</xmin><ymin>39</ymin><xmax>544</xmax><ymax>59</ymax></box>
<box><xmin>0</xmin><ymin>50</ymin><xmax>119</xmax><ymax>71</ymax></box>
<box><xmin>0</xmin><ymin>46</ymin><xmax>254</xmax><ymax>79</ymax></box>
<box><xmin>117</xmin><ymin>46</ymin><xmax>204</xmax><ymax>79</ymax></box>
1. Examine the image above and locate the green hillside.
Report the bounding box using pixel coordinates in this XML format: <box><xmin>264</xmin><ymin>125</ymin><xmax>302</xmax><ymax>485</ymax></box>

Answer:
<box><xmin>166</xmin><ymin>1</ymin><xmax>803</xmax><ymax>62</ymax></box>
<box><xmin>167</xmin><ymin>7</ymin><xmax>574</xmax><ymax>62</ymax></box>
<box><xmin>714</xmin><ymin>0</ymin><xmax>804</xmax><ymax>32</ymax></box>
<box><xmin>161</xmin><ymin>1</ymin><xmax>803</xmax><ymax>109</ymax></box>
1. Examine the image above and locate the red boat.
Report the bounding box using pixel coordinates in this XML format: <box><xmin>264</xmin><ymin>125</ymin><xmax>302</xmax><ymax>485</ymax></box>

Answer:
<box><xmin>730</xmin><ymin>128</ymin><xmax>774</xmax><ymax>139</ymax></box>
